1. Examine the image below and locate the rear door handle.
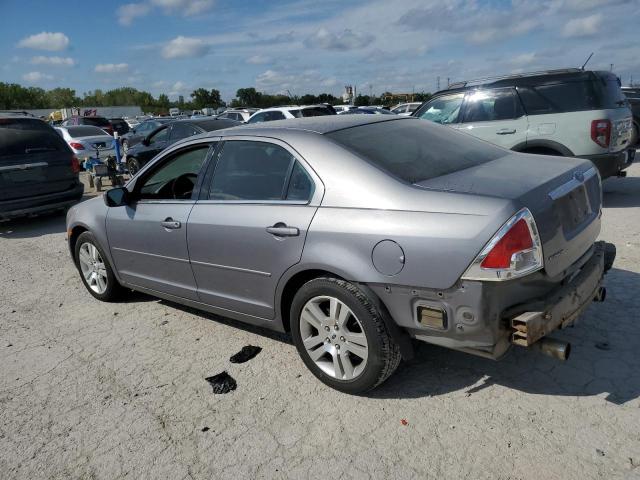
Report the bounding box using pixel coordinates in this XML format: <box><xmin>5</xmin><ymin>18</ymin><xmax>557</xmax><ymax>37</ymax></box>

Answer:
<box><xmin>266</xmin><ymin>223</ymin><xmax>299</xmax><ymax>237</ymax></box>
<box><xmin>161</xmin><ymin>217</ymin><xmax>181</xmax><ymax>229</ymax></box>
<box><xmin>496</xmin><ymin>128</ymin><xmax>516</xmax><ymax>135</ymax></box>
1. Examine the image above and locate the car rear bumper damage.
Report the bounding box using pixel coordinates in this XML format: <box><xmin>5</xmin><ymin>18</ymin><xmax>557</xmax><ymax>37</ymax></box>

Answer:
<box><xmin>369</xmin><ymin>241</ymin><xmax>616</xmax><ymax>362</ymax></box>
<box><xmin>0</xmin><ymin>183</ymin><xmax>84</xmax><ymax>220</ymax></box>
<box><xmin>580</xmin><ymin>148</ymin><xmax>635</xmax><ymax>178</ymax></box>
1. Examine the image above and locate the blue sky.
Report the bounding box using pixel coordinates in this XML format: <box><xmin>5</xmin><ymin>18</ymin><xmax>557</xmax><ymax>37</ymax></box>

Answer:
<box><xmin>1</xmin><ymin>0</ymin><xmax>638</xmax><ymax>103</ymax></box>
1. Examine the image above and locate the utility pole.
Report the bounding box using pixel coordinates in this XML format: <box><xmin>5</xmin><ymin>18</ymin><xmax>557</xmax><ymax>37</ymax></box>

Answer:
<box><xmin>437</xmin><ymin>76</ymin><xmax>440</xmax><ymax>91</ymax></box>
<box><xmin>447</xmin><ymin>77</ymin><xmax>450</xmax><ymax>88</ymax></box>
<box><xmin>610</xmin><ymin>63</ymin><xmax>613</xmax><ymax>72</ymax></box>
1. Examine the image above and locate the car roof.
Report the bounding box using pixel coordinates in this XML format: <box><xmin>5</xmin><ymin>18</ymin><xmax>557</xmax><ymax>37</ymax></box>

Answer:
<box><xmin>209</xmin><ymin>114</ymin><xmax>405</xmax><ymax>136</ymax></box>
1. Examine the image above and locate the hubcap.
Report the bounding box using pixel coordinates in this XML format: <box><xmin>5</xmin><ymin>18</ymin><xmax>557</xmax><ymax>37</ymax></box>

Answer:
<box><xmin>299</xmin><ymin>296</ymin><xmax>369</xmax><ymax>380</ymax></box>
<box><xmin>78</xmin><ymin>242</ymin><xmax>108</xmax><ymax>294</ymax></box>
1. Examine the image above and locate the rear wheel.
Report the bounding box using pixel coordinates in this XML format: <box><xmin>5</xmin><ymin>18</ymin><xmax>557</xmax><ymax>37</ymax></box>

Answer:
<box><xmin>290</xmin><ymin>277</ymin><xmax>401</xmax><ymax>393</ymax></box>
<box><xmin>74</xmin><ymin>232</ymin><xmax>123</xmax><ymax>302</ymax></box>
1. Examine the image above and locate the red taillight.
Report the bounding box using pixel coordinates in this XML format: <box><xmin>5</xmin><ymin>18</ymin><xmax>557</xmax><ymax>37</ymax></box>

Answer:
<box><xmin>481</xmin><ymin>218</ymin><xmax>533</xmax><ymax>269</ymax></box>
<box><xmin>69</xmin><ymin>142</ymin><xmax>85</xmax><ymax>150</ymax></box>
<box><xmin>591</xmin><ymin>119</ymin><xmax>611</xmax><ymax>148</ymax></box>
<box><xmin>71</xmin><ymin>155</ymin><xmax>80</xmax><ymax>174</ymax></box>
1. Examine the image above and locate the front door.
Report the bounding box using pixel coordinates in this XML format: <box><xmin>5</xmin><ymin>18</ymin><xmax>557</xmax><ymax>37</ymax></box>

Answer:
<box><xmin>106</xmin><ymin>144</ymin><xmax>212</xmax><ymax>300</ymax></box>
<box><xmin>187</xmin><ymin>139</ymin><xmax>320</xmax><ymax>318</ymax></box>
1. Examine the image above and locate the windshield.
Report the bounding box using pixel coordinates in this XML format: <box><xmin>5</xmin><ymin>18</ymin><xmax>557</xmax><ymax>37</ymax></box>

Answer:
<box><xmin>327</xmin><ymin>119</ymin><xmax>506</xmax><ymax>184</ymax></box>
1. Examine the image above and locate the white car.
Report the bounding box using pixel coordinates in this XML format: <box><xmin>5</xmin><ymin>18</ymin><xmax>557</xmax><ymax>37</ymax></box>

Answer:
<box><xmin>216</xmin><ymin>109</ymin><xmax>257</xmax><ymax>123</ymax></box>
<box><xmin>413</xmin><ymin>68</ymin><xmax>635</xmax><ymax>179</ymax></box>
<box><xmin>55</xmin><ymin>125</ymin><xmax>116</xmax><ymax>161</ymax></box>
<box><xmin>390</xmin><ymin>102</ymin><xmax>423</xmax><ymax>116</ymax></box>
<box><xmin>247</xmin><ymin>105</ymin><xmax>336</xmax><ymax>123</ymax></box>
<box><xmin>333</xmin><ymin>105</ymin><xmax>357</xmax><ymax>113</ymax></box>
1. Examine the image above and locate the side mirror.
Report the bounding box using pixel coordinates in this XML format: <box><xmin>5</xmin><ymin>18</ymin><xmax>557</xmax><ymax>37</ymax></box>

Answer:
<box><xmin>104</xmin><ymin>187</ymin><xmax>130</xmax><ymax>207</ymax></box>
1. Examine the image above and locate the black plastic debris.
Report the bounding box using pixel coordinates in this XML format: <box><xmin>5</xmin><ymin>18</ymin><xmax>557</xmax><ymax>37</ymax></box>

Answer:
<box><xmin>230</xmin><ymin>345</ymin><xmax>262</xmax><ymax>364</ymax></box>
<box><xmin>205</xmin><ymin>371</ymin><xmax>237</xmax><ymax>394</ymax></box>
<box><xmin>595</xmin><ymin>342</ymin><xmax>610</xmax><ymax>351</ymax></box>
<box><xmin>201</xmin><ymin>427</ymin><xmax>210</xmax><ymax>432</ymax></box>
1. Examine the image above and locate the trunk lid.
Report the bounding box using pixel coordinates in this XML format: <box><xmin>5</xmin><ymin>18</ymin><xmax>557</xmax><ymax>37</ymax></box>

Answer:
<box><xmin>416</xmin><ymin>152</ymin><xmax>601</xmax><ymax>278</ymax></box>
<box><xmin>0</xmin><ymin>118</ymin><xmax>77</xmax><ymax>202</ymax></box>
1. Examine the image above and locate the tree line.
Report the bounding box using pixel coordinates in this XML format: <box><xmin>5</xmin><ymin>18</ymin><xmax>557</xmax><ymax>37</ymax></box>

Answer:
<box><xmin>0</xmin><ymin>82</ymin><xmax>432</xmax><ymax>113</ymax></box>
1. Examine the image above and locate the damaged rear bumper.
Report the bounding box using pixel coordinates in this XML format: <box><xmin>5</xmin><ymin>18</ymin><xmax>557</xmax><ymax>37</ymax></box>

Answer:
<box><xmin>507</xmin><ymin>241</ymin><xmax>615</xmax><ymax>348</ymax></box>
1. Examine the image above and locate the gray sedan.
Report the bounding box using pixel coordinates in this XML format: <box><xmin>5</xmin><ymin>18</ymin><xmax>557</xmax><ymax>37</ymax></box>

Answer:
<box><xmin>66</xmin><ymin>116</ymin><xmax>615</xmax><ymax>393</ymax></box>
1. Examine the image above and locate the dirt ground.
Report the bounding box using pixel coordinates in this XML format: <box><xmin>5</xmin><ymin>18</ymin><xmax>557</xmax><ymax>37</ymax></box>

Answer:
<box><xmin>1</xmin><ymin>165</ymin><xmax>639</xmax><ymax>480</ymax></box>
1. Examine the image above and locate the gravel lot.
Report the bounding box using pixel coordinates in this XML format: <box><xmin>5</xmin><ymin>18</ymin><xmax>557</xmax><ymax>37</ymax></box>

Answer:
<box><xmin>1</xmin><ymin>164</ymin><xmax>639</xmax><ymax>480</ymax></box>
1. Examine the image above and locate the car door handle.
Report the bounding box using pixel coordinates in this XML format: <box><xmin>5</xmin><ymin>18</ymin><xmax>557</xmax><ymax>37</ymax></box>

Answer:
<box><xmin>161</xmin><ymin>218</ymin><xmax>181</xmax><ymax>229</ymax></box>
<box><xmin>496</xmin><ymin>128</ymin><xmax>516</xmax><ymax>135</ymax></box>
<box><xmin>266</xmin><ymin>223</ymin><xmax>300</xmax><ymax>237</ymax></box>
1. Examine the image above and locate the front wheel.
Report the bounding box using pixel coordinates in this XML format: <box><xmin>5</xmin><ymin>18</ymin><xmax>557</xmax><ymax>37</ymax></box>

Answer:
<box><xmin>74</xmin><ymin>232</ymin><xmax>123</xmax><ymax>301</ymax></box>
<box><xmin>127</xmin><ymin>157</ymin><xmax>140</xmax><ymax>176</ymax></box>
<box><xmin>290</xmin><ymin>277</ymin><xmax>401</xmax><ymax>394</ymax></box>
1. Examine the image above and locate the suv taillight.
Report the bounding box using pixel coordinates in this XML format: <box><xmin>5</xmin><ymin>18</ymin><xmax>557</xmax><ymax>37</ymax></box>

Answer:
<box><xmin>71</xmin><ymin>155</ymin><xmax>80</xmax><ymax>174</ymax></box>
<box><xmin>462</xmin><ymin>208</ymin><xmax>543</xmax><ymax>281</ymax></box>
<box><xmin>591</xmin><ymin>119</ymin><xmax>611</xmax><ymax>148</ymax></box>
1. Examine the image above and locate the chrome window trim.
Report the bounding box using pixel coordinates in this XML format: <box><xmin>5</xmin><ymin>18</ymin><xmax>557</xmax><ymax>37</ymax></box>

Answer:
<box><xmin>548</xmin><ymin>167</ymin><xmax>597</xmax><ymax>200</ymax></box>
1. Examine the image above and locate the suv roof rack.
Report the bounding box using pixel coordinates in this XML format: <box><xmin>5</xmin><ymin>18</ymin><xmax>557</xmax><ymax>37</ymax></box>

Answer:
<box><xmin>446</xmin><ymin>68</ymin><xmax>583</xmax><ymax>90</ymax></box>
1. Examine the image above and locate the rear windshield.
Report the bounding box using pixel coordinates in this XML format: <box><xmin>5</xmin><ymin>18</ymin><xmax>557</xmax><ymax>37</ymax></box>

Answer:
<box><xmin>326</xmin><ymin>119</ymin><xmax>506</xmax><ymax>184</ymax></box>
<box><xmin>0</xmin><ymin>118</ymin><xmax>67</xmax><ymax>156</ymax></box>
<box><xmin>82</xmin><ymin>117</ymin><xmax>110</xmax><ymax>126</ymax></box>
<box><xmin>301</xmin><ymin>106</ymin><xmax>334</xmax><ymax>117</ymax></box>
<box><xmin>67</xmin><ymin>126</ymin><xmax>108</xmax><ymax>137</ymax></box>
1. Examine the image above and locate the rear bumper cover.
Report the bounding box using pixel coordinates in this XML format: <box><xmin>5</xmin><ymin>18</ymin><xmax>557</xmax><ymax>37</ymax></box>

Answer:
<box><xmin>580</xmin><ymin>149</ymin><xmax>635</xmax><ymax>178</ymax></box>
<box><xmin>0</xmin><ymin>183</ymin><xmax>84</xmax><ymax>220</ymax></box>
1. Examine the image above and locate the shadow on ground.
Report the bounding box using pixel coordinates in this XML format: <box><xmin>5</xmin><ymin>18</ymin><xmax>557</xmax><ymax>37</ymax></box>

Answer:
<box><xmin>602</xmin><ymin>176</ymin><xmax>640</xmax><ymax>208</ymax></box>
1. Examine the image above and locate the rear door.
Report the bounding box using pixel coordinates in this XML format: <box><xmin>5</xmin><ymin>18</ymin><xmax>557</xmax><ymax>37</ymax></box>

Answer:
<box><xmin>0</xmin><ymin>118</ymin><xmax>76</xmax><ymax>202</ymax></box>
<box><xmin>187</xmin><ymin>138</ymin><xmax>321</xmax><ymax>318</ymax></box>
<box><xmin>106</xmin><ymin>143</ymin><xmax>212</xmax><ymax>299</ymax></box>
<box><xmin>455</xmin><ymin>88</ymin><xmax>529</xmax><ymax>149</ymax></box>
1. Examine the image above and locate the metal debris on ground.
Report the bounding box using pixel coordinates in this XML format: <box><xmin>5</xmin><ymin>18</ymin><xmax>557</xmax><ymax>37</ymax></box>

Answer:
<box><xmin>229</xmin><ymin>345</ymin><xmax>262</xmax><ymax>364</ymax></box>
<box><xmin>205</xmin><ymin>371</ymin><xmax>237</xmax><ymax>394</ymax></box>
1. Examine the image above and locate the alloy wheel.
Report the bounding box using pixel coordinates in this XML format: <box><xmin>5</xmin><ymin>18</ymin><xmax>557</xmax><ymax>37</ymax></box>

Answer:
<box><xmin>299</xmin><ymin>296</ymin><xmax>369</xmax><ymax>380</ymax></box>
<box><xmin>78</xmin><ymin>242</ymin><xmax>108</xmax><ymax>294</ymax></box>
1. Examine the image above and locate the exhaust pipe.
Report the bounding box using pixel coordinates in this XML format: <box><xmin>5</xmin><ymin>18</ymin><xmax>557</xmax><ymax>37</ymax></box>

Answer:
<box><xmin>594</xmin><ymin>286</ymin><xmax>607</xmax><ymax>302</ymax></box>
<box><xmin>531</xmin><ymin>337</ymin><xmax>571</xmax><ymax>361</ymax></box>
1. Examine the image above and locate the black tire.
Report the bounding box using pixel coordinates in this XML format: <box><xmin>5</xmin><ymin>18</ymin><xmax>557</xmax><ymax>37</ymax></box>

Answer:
<box><xmin>290</xmin><ymin>277</ymin><xmax>401</xmax><ymax>394</ymax></box>
<box><xmin>127</xmin><ymin>157</ymin><xmax>140</xmax><ymax>176</ymax></box>
<box><xmin>74</xmin><ymin>231</ymin><xmax>124</xmax><ymax>302</ymax></box>
<box><xmin>95</xmin><ymin>177</ymin><xmax>102</xmax><ymax>192</ymax></box>
<box><xmin>88</xmin><ymin>175</ymin><xmax>94</xmax><ymax>188</ymax></box>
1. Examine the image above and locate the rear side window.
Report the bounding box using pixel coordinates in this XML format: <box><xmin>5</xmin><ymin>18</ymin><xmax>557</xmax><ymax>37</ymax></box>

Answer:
<box><xmin>517</xmin><ymin>81</ymin><xmax>600</xmax><ymax>114</ymax></box>
<box><xmin>82</xmin><ymin>117</ymin><xmax>110</xmax><ymax>127</ymax></box>
<box><xmin>0</xmin><ymin>118</ymin><xmax>67</xmax><ymax>156</ymax></box>
<box><xmin>461</xmin><ymin>89</ymin><xmax>523</xmax><ymax>122</ymax></box>
<box><xmin>209</xmin><ymin>141</ymin><xmax>295</xmax><ymax>201</ymax></box>
<box><xmin>301</xmin><ymin>107</ymin><xmax>334</xmax><ymax>117</ymax></box>
<box><xmin>327</xmin><ymin>119</ymin><xmax>506</xmax><ymax>184</ymax></box>
<box><xmin>594</xmin><ymin>73</ymin><xmax>627</xmax><ymax>108</ymax></box>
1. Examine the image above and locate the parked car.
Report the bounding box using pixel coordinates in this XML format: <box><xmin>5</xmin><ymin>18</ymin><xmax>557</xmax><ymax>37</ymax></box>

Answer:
<box><xmin>390</xmin><ymin>102</ymin><xmax>422</xmax><ymax>116</ymax></box>
<box><xmin>216</xmin><ymin>109</ymin><xmax>256</xmax><ymax>122</ymax></box>
<box><xmin>621</xmin><ymin>87</ymin><xmax>640</xmax><ymax>145</ymax></box>
<box><xmin>338</xmin><ymin>107</ymin><xmax>395</xmax><ymax>115</ymax></box>
<box><xmin>55</xmin><ymin>126</ymin><xmax>116</xmax><ymax>161</ymax></box>
<box><xmin>119</xmin><ymin>118</ymin><xmax>174</xmax><ymax>153</ymax></box>
<box><xmin>67</xmin><ymin>115</ymin><xmax>615</xmax><ymax>393</ymax></box>
<box><xmin>124</xmin><ymin>117</ymin><xmax>239</xmax><ymax>174</ymax></box>
<box><xmin>108</xmin><ymin>118</ymin><xmax>130</xmax><ymax>137</ymax></box>
<box><xmin>332</xmin><ymin>105</ymin><xmax>357</xmax><ymax>113</ymax></box>
<box><xmin>413</xmin><ymin>68</ymin><xmax>635</xmax><ymax>179</ymax></box>
<box><xmin>1</xmin><ymin>115</ymin><xmax>83</xmax><ymax>220</ymax></box>
<box><xmin>62</xmin><ymin>116</ymin><xmax>114</xmax><ymax>136</ymax></box>
<box><xmin>247</xmin><ymin>105</ymin><xmax>336</xmax><ymax>123</ymax></box>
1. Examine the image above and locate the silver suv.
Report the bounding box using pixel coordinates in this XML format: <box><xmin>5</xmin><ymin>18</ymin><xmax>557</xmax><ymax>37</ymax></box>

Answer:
<box><xmin>413</xmin><ymin>69</ymin><xmax>635</xmax><ymax>178</ymax></box>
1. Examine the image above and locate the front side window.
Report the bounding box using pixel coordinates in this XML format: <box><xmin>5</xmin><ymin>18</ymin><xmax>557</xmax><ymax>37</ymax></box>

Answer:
<box><xmin>209</xmin><ymin>141</ymin><xmax>295</xmax><ymax>201</ymax></box>
<box><xmin>170</xmin><ymin>123</ymin><xmax>200</xmax><ymax>140</ymax></box>
<box><xmin>148</xmin><ymin>127</ymin><xmax>170</xmax><ymax>145</ymax></box>
<box><xmin>414</xmin><ymin>94</ymin><xmax>464</xmax><ymax>124</ymax></box>
<box><xmin>138</xmin><ymin>145</ymin><xmax>210</xmax><ymax>200</ymax></box>
<box><xmin>266</xmin><ymin>111</ymin><xmax>286</xmax><ymax>121</ymax></box>
<box><xmin>461</xmin><ymin>89</ymin><xmax>521</xmax><ymax>122</ymax></box>
<box><xmin>247</xmin><ymin>112</ymin><xmax>266</xmax><ymax>124</ymax></box>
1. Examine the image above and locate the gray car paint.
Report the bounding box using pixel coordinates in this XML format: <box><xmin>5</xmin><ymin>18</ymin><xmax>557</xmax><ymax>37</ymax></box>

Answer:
<box><xmin>67</xmin><ymin>116</ymin><xmax>603</xmax><ymax>356</ymax></box>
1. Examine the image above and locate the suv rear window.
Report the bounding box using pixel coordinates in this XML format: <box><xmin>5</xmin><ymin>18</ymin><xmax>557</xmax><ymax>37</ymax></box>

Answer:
<box><xmin>82</xmin><ymin>117</ymin><xmax>110</xmax><ymax>127</ymax></box>
<box><xmin>301</xmin><ymin>106</ymin><xmax>334</xmax><ymax>117</ymax></box>
<box><xmin>0</xmin><ymin>118</ymin><xmax>67</xmax><ymax>156</ymax></box>
<box><xmin>327</xmin><ymin>119</ymin><xmax>505</xmax><ymax>184</ymax></box>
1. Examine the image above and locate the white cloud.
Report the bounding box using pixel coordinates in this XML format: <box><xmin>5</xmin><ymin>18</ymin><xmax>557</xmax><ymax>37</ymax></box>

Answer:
<box><xmin>162</xmin><ymin>36</ymin><xmax>210</xmax><ymax>59</ymax></box>
<box><xmin>18</xmin><ymin>32</ymin><xmax>69</xmax><ymax>51</ymax></box>
<box><xmin>151</xmin><ymin>0</ymin><xmax>214</xmax><ymax>16</ymax></box>
<box><xmin>117</xmin><ymin>3</ymin><xmax>151</xmax><ymax>26</ymax></box>
<box><xmin>562</xmin><ymin>13</ymin><xmax>602</xmax><ymax>37</ymax></box>
<box><xmin>246</xmin><ymin>55</ymin><xmax>271</xmax><ymax>65</ymax></box>
<box><xmin>22</xmin><ymin>71</ymin><xmax>54</xmax><ymax>83</ymax></box>
<box><xmin>169</xmin><ymin>81</ymin><xmax>188</xmax><ymax>96</ymax></box>
<box><xmin>305</xmin><ymin>28</ymin><xmax>375</xmax><ymax>51</ymax></box>
<box><xmin>95</xmin><ymin>63</ymin><xmax>129</xmax><ymax>73</ymax></box>
<box><xmin>30</xmin><ymin>56</ymin><xmax>75</xmax><ymax>67</ymax></box>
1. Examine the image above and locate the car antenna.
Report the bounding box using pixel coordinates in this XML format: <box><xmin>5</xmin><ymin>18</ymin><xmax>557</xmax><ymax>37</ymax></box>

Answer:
<box><xmin>580</xmin><ymin>52</ymin><xmax>594</xmax><ymax>71</ymax></box>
